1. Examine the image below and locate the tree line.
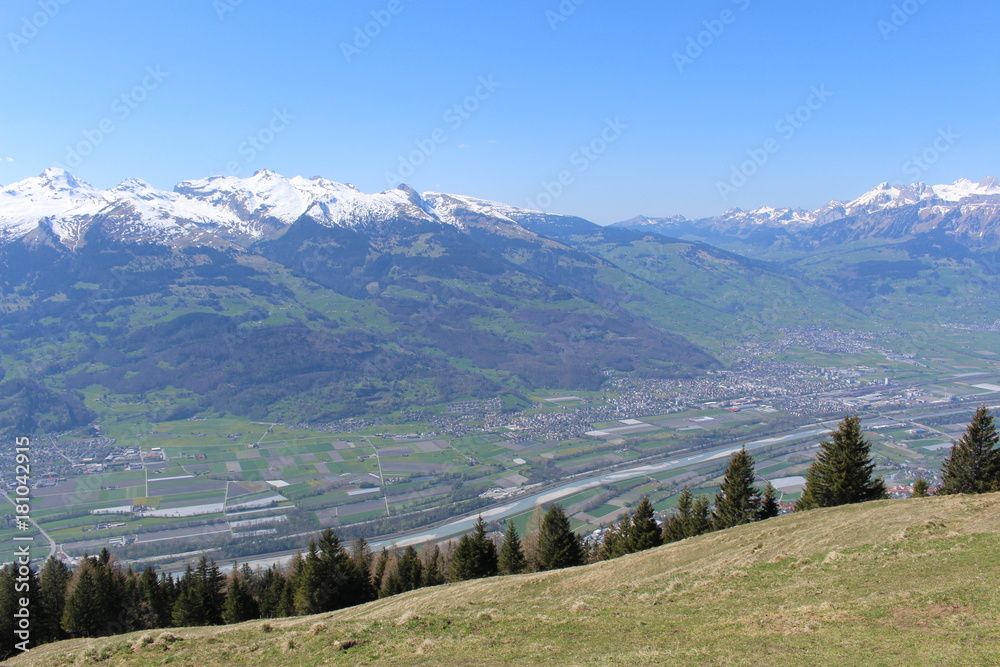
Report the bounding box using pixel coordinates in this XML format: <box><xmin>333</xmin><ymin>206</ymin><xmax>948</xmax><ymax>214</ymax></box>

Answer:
<box><xmin>594</xmin><ymin>406</ymin><xmax>998</xmax><ymax>558</ymax></box>
<box><xmin>0</xmin><ymin>503</ymin><xmax>584</xmax><ymax>659</ymax></box>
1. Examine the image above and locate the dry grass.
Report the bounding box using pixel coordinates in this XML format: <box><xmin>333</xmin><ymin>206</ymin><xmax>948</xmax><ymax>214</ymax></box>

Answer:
<box><xmin>12</xmin><ymin>493</ymin><xmax>1000</xmax><ymax>666</ymax></box>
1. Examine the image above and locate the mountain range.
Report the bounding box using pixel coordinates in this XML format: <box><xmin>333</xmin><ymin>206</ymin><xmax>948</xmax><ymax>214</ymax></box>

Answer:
<box><xmin>615</xmin><ymin>176</ymin><xmax>1000</xmax><ymax>252</ymax></box>
<box><xmin>1</xmin><ymin>169</ymin><xmax>996</xmax><ymax>433</ymax></box>
<box><xmin>4</xmin><ymin>169</ymin><xmax>1000</xmax><ymax>253</ymax></box>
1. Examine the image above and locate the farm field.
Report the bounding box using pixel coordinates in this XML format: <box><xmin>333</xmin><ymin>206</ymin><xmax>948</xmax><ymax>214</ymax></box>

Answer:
<box><xmin>7</xmin><ymin>389</ymin><xmax>970</xmax><ymax>568</ymax></box>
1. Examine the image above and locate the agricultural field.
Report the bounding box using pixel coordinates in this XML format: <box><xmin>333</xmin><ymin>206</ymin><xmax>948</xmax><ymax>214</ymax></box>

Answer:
<box><xmin>9</xmin><ymin>390</ymin><xmax>969</xmax><ymax>569</ymax></box>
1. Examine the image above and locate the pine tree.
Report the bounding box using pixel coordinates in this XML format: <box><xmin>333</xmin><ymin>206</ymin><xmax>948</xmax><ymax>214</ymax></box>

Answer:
<box><xmin>690</xmin><ymin>496</ymin><xmax>712</xmax><ymax>535</ymax></box>
<box><xmin>0</xmin><ymin>565</ymin><xmax>19</xmax><ymax>659</ymax></box>
<box><xmin>372</xmin><ymin>548</ymin><xmax>390</xmax><ymax>593</ymax></box>
<box><xmin>662</xmin><ymin>486</ymin><xmax>695</xmax><ymax>543</ymax></box>
<box><xmin>257</xmin><ymin>566</ymin><xmax>288</xmax><ymax>619</ymax></box>
<box><xmin>627</xmin><ymin>497</ymin><xmax>663</xmax><ymax>552</ymax></box>
<box><xmin>422</xmin><ymin>545</ymin><xmax>445</xmax><ymax>587</ymax></box>
<box><xmin>137</xmin><ymin>567</ymin><xmax>169</xmax><ymax>629</ymax></box>
<box><xmin>222</xmin><ymin>567</ymin><xmax>259</xmax><ymax>624</ymax></box>
<box><xmin>349</xmin><ymin>538</ymin><xmax>376</xmax><ymax>604</ymax></box>
<box><xmin>293</xmin><ymin>541</ymin><xmax>324</xmax><ymax>615</ymax></box>
<box><xmin>911</xmin><ymin>477</ymin><xmax>930</xmax><ymax>497</ymax></box>
<box><xmin>796</xmin><ymin>415</ymin><xmax>887</xmax><ymax>510</ymax></box>
<box><xmin>0</xmin><ymin>563</ymin><xmax>36</xmax><ymax>656</ymax></box>
<box><xmin>396</xmin><ymin>546</ymin><xmax>423</xmax><ymax>592</ymax></box>
<box><xmin>37</xmin><ymin>556</ymin><xmax>70</xmax><ymax>643</ymax></box>
<box><xmin>172</xmin><ymin>556</ymin><xmax>225</xmax><ymax>626</ymax></box>
<box><xmin>536</xmin><ymin>504</ymin><xmax>584</xmax><ymax>571</ymax></box>
<box><xmin>599</xmin><ymin>513</ymin><xmax>631</xmax><ymax>560</ymax></box>
<box><xmin>380</xmin><ymin>572</ymin><xmax>402</xmax><ymax>598</ymax></box>
<box><xmin>939</xmin><ymin>406</ymin><xmax>1000</xmax><ymax>495</ymax></box>
<box><xmin>756</xmin><ymin>482</ymin><xmax>780</xmax><ymax>520</ymax></box>
<box><xmin>62</xmin><ymin>559</ymin><xmax>102</xmax><ymax>636</ymax></box>
<box><xmin>712</xmin><ymin>448</ymin><xmax>761</xmax><ymax>530</ymax></box>
<box><xmin>309</xmin><ymin>528</ymin><xmax>358</xmax><ymax>611</ymax></box>
<box><xmin>498</xmin><ymin>522</ymin><xmax>527</xmax><ymax>574</ymax></box>
<box><xmin>448</xmin><ymin>517</ymin><xmax>498</xmax><ymax>581</ymax></box>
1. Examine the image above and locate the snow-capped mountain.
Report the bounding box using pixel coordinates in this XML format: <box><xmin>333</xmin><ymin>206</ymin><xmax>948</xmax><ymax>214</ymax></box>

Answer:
<box><xmin>0</xmin><ymin>169</ymin><xmax>545</xmax><ymax>251</ymax></box>
<box><xmin>0</xmin><ymin>168</ymin><xmax>111</xmax><ymax>249</ymax></box>
<box><xmin>616</xmin><ymin>176</ymin><xmax>1000</xmax><ymax>249</ymax></box>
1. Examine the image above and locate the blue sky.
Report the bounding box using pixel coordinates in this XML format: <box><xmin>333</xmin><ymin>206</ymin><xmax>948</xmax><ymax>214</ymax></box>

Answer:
<box><xmin>1</xmin><ymin>0</ymin><xmax>997</xmax><ymax>222</ymax></box>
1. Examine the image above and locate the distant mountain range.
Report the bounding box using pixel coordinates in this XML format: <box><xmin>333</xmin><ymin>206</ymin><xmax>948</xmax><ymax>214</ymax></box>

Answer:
<box><xmin>615</xmin><ymin>177</ymin><xmax>1000</xmax><ymax>251</ymax></box>
<box><xmin>0</xmin><ymin>169</ymin><xmax>763</xmax><ymax>431</ymax></box>
<box><xmin>4</xmin><ymin>169</ymin><xmax>999</xmax><ymax>253</ymax></box>
<box><xmin>0</xmin><ymin>168</ymin><xmax>573</xmax><ymax>251</ymax></box>
<box><xmin>1</xmin><ymin>168</ymin><xmax>996</xmax><ymax>433</ymax></box>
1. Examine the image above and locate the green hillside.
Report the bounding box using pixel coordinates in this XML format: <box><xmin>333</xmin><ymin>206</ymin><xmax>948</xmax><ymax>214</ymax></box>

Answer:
<box><xmin>15</xmin><ymin>493</ymin><xmax>1000</xmax><ymax>666</ymax></box>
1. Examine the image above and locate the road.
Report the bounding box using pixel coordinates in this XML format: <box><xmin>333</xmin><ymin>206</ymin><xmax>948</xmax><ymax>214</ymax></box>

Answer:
<box><xmin>2</xmin><ymin>489</ymin><xmax>58</xmax><ymax>561</ymax></box>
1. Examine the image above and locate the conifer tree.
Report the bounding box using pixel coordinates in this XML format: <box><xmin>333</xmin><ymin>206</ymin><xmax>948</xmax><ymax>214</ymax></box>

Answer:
<box><xmin>662</xmin><ymin>486</ymin><xmax>695</xmax><ymax>543</ymax></box>
<box><xmin>756</xmin><ymin>482</ymin><xmax>780</xmax><ymax>520</ymax></box>
<box><xmin>0</xmin><ymin>563</ymin><xmax>36</xmax><ymax>656</ymax></box>
<box><xmin>37</xmin><ymin>556</ymin><xmax>70</xmax><ymax>643</ymax></box>
<box><xmin>796</xmin><ymin>415</ymin><xmax>887</xmax><ymax>510</ymax></box>
<box><xmin>62</xmin><ymin>559</ymin><xmax>102</xmax><ymax>636</ymax></box>
<box><xmin>396</xmin><ymin>546</ymin><xmax>423</xmax><ymax>592</ymax></box>
<box><xmin>349</xmin><ymin>538</ymin><xmax>376</xmax><ymax>604</ymax></box>
<box><xmin>422</xmin><ymin>545</ymin><xmax>445</xmax><ymax>586</ymax></box>
<box><xmin>712</xmin><ymin>448</ymin><xmax>761</xmax><ymax>530</ymax></box>
<box><xmin>309</xmin><ymin>528</ymin><xmax>359</xmax><ymax>611</ymax></box>
<box><xmin>0</xmin><ymin>565</ymin><xmax>22</xmax><ymax>659</ymax></box>
<box><xmin>172</xmin><ymin>556</ymin><xmax>225</xmax><ymax>626</ymax></box>
<box><xmin>911</xmin><ymin>477</ymin><xmax>930</xmax><ymax>497</ymax></box>
<box><xmin>627</xmin><ymin>497</ymin><xmax>663</xmax><ymax>551</ymax></box>
<box><xmin>222</xmin><ymin>567</ymin><xmax>259</xmax><ymax>624</ymax></box>
<box><xmin>379</xmin><ymin>572</ymin><xmax>402</xmax><ymax>598</ymax></box>
<box><xmin>448</xmin><ymin>517</ymin><xmax>498</xmax><ymax>581</ymax></box>
<box><xmin>938</xmin><ymin>406</ymin><xmax>1000</xmax><ymax>495</ymax></box>
<box><xmin>691</xmin><ymin>496</ymin><xmax>712</xmax><ymax>536</ymax></box>
<box><xmin>137</xmin><ymin>566</ymin><xmax>169</xmax><ymax>629</ymax></box>
<box><xmin>498</xmin><ymin>522</ymin><xmax>527</xmax><ymax>574</ymax></box>
<box><xmin>536</xmin><ymin>504</ymin><xmax>584</xmax><ymax>571</ymax></box>
<box><xmin>372</xmin><ymin>547</ymin><xmax>390</xmax><ymax>593</ymax></box>
<box><xmin>257</xmin><ymin>566</ymin><xmax>288</xmax><ymax>618</ymax></box>
<box><xmin>599</xmin><ymin>513</ymin><xmax>631</xmax><ymax>560</ymax></box>
<box><xmin>293</xmin><ymin>541</ymin><xmax>324</xmax><ymax>615</ymax></box>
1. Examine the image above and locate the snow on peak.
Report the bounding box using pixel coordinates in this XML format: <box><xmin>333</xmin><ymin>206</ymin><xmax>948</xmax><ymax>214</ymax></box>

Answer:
<box><xmin>0</xmin><ymin>169</ymin><xmax>110</xmax><ymax>247</ymax></box>
<box><xmin>932</xmin><ymin>176</ymin><xmax>1000</xmax><ymax>201</ymax></box>
<box><xmin>174</xmin><ymin>172</ymin><xmax>364</xmax><ymax>229</ymax></box>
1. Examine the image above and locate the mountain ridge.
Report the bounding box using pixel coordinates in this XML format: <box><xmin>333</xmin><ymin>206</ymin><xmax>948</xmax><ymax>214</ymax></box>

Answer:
<box><xmin>617</xmin><ymin>176</ymin><xmax>1000</xmax><ymax>250</ymax></box>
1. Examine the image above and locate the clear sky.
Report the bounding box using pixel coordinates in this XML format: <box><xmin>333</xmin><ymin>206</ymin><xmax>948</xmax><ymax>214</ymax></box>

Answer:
<box><xmin>1</xmin><ymin>0</ymin><xmax>997</xmax><ymax>222</ymax></box>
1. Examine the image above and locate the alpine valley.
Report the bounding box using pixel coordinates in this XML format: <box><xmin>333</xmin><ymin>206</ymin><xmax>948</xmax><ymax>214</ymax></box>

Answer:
<box><xmin>1</xmin><ymin>169</ymin><xmax>998</xmax><ymax>434</ymax></box>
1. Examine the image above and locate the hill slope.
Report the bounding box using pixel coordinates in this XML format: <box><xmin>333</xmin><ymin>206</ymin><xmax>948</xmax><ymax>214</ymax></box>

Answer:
<box><xmin>15</xmin><ymin>494</ymin><xmax>1000</xmax><ymax>666</ymax></box>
